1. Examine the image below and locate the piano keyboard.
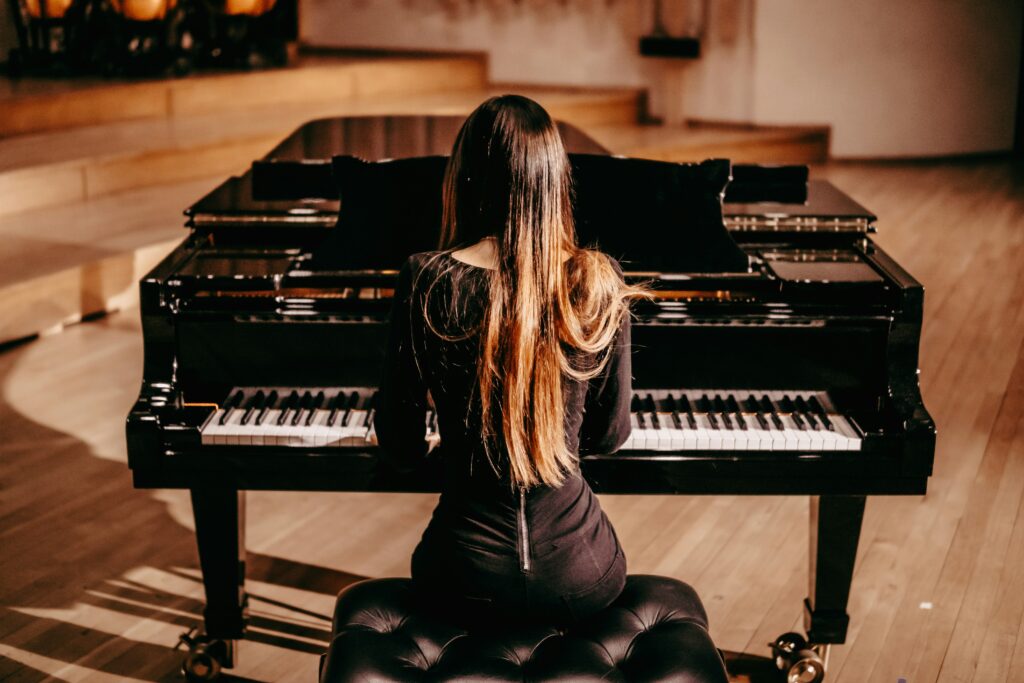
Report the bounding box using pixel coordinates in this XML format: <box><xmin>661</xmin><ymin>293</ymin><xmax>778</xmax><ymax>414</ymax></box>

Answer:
<box><xmin>199</xmin><ymin>387</ymin><xmax>862</xmax><ymax>451</ymax></box>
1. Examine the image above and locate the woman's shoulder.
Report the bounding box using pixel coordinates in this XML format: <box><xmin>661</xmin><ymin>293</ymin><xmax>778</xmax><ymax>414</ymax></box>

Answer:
<box><xmin>401</xmin><ymin>250</ymin><xmax>443</xmax><ymax>269</ymax></box>
<box><xmin>398</xmin><ymin>250</ymin><xmax>447</xmax><ymax>281</ymax></box>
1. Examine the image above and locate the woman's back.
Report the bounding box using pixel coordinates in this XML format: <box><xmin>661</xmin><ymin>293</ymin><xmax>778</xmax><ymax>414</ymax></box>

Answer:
<box><xmin>376</xmin><ymin>249</ymin><xmax>633</xmax><ymax>623</ymax></box>
<box><xmin>374</xmin><ymin>94</ymin><xmax>646</xmax><ymax>624</ymax></box>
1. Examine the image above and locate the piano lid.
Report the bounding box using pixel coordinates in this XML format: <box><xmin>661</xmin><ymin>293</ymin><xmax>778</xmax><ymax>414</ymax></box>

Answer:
<box><xmin>311</xmin><ymin>153</ymin><xmax>751</xmax><ymax>275</ymax></box>
<box><xmin>252</xmin><ymin>115</ymin><xmax>610</xmax><ymax>201</ymax></box>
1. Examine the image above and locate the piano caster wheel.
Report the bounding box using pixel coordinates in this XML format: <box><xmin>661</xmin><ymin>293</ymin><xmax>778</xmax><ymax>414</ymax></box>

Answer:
<box><xmin>178</xmin><ymin>629</ymin><xmax>233</xmax><ymax>681</ymax></box>
<box><xmin>770</xmin><ymin>632</ymin><xmax>827</xmax><ymax>683</ymax></box>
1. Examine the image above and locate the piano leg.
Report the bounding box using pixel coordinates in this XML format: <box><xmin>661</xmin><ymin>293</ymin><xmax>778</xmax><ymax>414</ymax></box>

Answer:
<box><xmin>804</xmin><ymin>495</ymin><xmax>865</xmax><ymax>645</ymax></box>
<box><xmin>190</xmin><ymin>487</ymin><xmax>247</xmax><ymax>667</ymax></box>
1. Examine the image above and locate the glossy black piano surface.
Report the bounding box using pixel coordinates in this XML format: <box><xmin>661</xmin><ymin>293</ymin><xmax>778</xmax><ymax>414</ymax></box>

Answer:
<box><xmin>126</xmin><ymin>115</ymin><xmax>935</xmax><ymax>656</ymax></box>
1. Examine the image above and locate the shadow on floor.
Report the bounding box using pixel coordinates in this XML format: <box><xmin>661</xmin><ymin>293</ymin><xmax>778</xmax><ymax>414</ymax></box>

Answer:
<box><xmin>0</xmin><ymin>337</ymin><xmax>365</xmax><ymax>681</ymax></box>
<box><xmin>723</xmin><ymin>651</ymin><xmax>785</xmax><ymax>682</ymax></box>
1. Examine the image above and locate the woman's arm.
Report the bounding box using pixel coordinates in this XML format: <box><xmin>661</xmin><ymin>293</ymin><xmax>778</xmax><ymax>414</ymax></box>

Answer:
<box><xmin>375</xmin><ymin>256</ymin><xmax>430</xmax><ymax>471</ymax></box>
<box><xmin>578</xmin><ymin>308</ymin><xmax>633</xmax><ymax>456</ymax></box>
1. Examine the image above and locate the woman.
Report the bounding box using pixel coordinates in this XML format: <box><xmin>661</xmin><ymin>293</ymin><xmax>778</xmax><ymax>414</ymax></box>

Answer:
<box><xmin>375</xmin><ymin>94</ymin><xmax>648</xmax><ymax>625</ymax></box>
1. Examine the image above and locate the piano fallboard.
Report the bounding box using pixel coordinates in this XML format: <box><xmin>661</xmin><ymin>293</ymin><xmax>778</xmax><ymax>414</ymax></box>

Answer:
<box><xmin>128</xmin><ymin>444</ymin><xmax>929</xmax><ymax>496</ymax></box>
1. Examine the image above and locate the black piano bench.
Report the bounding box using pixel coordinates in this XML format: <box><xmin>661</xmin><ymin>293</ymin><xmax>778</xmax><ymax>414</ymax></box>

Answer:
<box><xmin>319</xmin><ymin>575</ymin><xmax>730</xmax><ymax>682</ymax></box>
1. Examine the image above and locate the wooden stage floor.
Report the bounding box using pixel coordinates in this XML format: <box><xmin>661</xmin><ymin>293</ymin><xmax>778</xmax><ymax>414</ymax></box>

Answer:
<box><xmin>1</xmin><ymin>158</ymin><xmax>1022</xmax><ymax>682</ymax></box>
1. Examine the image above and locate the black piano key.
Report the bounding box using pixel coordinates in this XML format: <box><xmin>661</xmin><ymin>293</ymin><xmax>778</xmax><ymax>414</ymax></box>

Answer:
<box><xmin>305</xmin><ymin>391</ymin><xmax>325</xmax><ymax>426</ymax></box>
<box><xmin>291</xmin><ymin>390</ymin><xmax>313</xmax><ymax>426</ymax></box>
<box><xmin>791</xmin><ymin>409</ymin><xmax>808</xmax><ymax>430</ymax></box>
<box><xmin>644</xmin><ymin>394</ymin><xmax>661</xmax><ymax>429</ymax></box>
<box><xmin>725</xmin><ymin>395</ymin><xmax>748</xmax><ymax>430</ymax></box>
<box><xmin>713</xmin><ymin>395</ymin><xmax>733</xmax><ymax>429</ymax></box>
<box><xmin>666</xmin><ymin>394</ymin><xmax>683</xmax><ymax>429</ymax></box>
<box><xmin>676</xmin><ymin>395</ymin><xmax>697</xmax><ymax>429</ymax></box>
<box><xmin>743</xmin><ymin>396</ymin><xmax>769</xmax><ymax>430</ymax></box>
<box><xmin>759</xmin><ymin>395</ymin><xmax>785</xmax><ymax>430</ymax></box>
<box><xmin>240</xmin><ymin>390</ymin><xmax>266</xmax><ymax>426</ymax></box>
<box><xmin>257</xmin><ymin>390</ymin><xmax>278</xmax><ymax>426</ymax></box>
<box><xmin>327</xmin><ymin>391</ymin><xmax>344</xmax><ymax>425</ymax></box>
<box><xmin>631</xmin><ymin>395</ymin><xmax>647</xmax><ymax>429</ymax></box>
<box><xmin>342</xmin><ymin>392</ymin><xmax>360</xmax><ymax>426</ymax></box>
<box><xmin>365</xmin><ymin>393</ymin><xmax>378</xmax><ymax>432</ymax></box>
<box><xmin>779</xmin><ymin>395</ymin><xmax>795</xmax><ymax>413</ymax></box>
<box><xmin>699</xmin><ymin>394</ymin><xmax>720</xmax><ymax>430</ymax></box>
<box><xmin>278</xmin><ymin>390</ymin><xmax>299</xmax><ymax>425</ymax></box>
<box><xmin>794</xmin><ymin>395</ymin><xmax>819</xmax><ymax>429</ymax></box>
<box><xmin>219</xmin><ymin>390</ymin><xmax>244</xmax><ymax>425</ymax></box>
<box><xmin>808</xmin><ymin>395</ymin><xmax>835</xmax><ymax>430</ymax></box>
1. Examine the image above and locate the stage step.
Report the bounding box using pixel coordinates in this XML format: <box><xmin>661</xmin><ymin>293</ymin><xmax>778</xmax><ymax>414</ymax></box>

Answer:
<box><xmin>0</xmin><ymin>54</ymin><xmax>488</xmax><ymax>138</ymax></box>
<box><xmin>590</xmin><ymin>122</ymin><xmax>831</xmax><ymax>164</ymax></box>
<box><xmin>0</xmin><ymin>177</ymin><xmax>216</xmax><ymax>346</ymax></box>
<box><xmin>0</xmin><ymin>85</ymin><xmax>643</xmax><ymax>217</ymax></box>
<box><xmin>0</xmin><ymin>52</ymin><xmax>831</xmax><ymax>345</ymax></box>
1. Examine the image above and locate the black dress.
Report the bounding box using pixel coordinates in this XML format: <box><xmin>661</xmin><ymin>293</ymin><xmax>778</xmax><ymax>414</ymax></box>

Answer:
<box><xmin>375</xmin><ymin>251</ymin><xmax>633</xmax><ymax>624</ymax></box>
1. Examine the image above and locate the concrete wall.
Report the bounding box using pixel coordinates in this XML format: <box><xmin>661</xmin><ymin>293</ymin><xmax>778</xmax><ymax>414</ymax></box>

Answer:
<box><xmin>301</xmin><ymin>0</ymin><xmax>1023</xmax><ymax>158</ymax></box>
<box><xmin>751</xmin><ymin>0</ymin><xmax>1022</xmax><ymax>157</ymax></box>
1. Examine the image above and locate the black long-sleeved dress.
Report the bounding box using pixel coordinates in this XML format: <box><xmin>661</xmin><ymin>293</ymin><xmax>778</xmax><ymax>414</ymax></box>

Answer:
<box><xmin>375</xmin><ymin>250</ymin><xmax>633</xmax><ymax>623</ymax></box>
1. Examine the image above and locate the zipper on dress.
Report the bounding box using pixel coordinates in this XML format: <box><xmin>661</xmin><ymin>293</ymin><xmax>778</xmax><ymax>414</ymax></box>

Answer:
<box><xmin>518</xmin><ymin>488</ymin><xmax>531</xmax><ymax>572</ymax></box>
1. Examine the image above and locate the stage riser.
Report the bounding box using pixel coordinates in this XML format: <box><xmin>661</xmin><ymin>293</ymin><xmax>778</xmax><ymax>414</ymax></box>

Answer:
<box><xmin>0</xmin><ymin>91</ymin><xmax>644</xmax><ymax>218</ymax></box>
<box><xmin>0</xmin><ymin>238</ymin><xmax>180</xmax><ymax>346</ymax></box>
<box><xmin>0</xmin><ymin>58</ymin><xmax>488</xmax><ymax>138</ymax></box>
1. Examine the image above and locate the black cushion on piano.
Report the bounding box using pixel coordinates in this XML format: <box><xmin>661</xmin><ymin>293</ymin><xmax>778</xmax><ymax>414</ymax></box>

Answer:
<box><xmin>315</xmin><ymin>155</ymin><xmax>450</xmax><ymax>271</ymax></box>
<box><xmin>725</xmin><ymin>164</ymin><xmax>809</xmax><ymax>204</ymax></box>
<box><xmin>570</xmin><ymin>154</ymin><xmax>748</xmax><ymax>273</ymax></box>
<box><xmin>313</xmin><ymin>154</ymin><xmax>749</xmax><ymax>274</ymax></box>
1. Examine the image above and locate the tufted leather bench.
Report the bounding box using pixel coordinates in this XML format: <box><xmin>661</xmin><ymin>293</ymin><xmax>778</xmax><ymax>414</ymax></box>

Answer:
<box><xmin>320</xmin><ymin>575</ymin><xmax>729</xmax><ymax>682</ymax></box>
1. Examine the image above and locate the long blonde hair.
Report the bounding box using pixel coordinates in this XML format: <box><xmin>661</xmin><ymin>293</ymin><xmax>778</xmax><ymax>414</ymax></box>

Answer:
<box><xmin>425</xmin><ymin>95</ymin><xmax>648</xmax><ymax>489</ymax></box>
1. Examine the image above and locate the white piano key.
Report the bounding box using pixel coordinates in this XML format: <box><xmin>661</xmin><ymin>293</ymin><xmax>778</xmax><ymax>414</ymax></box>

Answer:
<box><xmin>652</xmin><ymin>414</ymin><xmax>673</xmax><ymax>450</ymax></box>
<box><xmin>231</xmin><ymin>411</ymin><xmax>258</xmax><ymax>446</ymax></box>
<box><xmin>200</xmin><ymin>409</ymin><xmax>228</xmax><ymax>445</ymax></box>
<box><xmin>309</xmin><ymin>409</ymin><xmax>331</xmax><ymax>446</ymax></box>
<box><xmin>790</xmin><ymin>416</ymin><xmax>813</xmax><ymax>451</ymax></box>
<box><xmin>779</xmin><ymin>414</ymin><xmax>803</xmax><ymax>452</ymax></box>
<box><xmin>832</xmin><ymin>415</ymin><xmax>862</xmax><ymax>451</ymax></box>
<box><xmin>218</xmin><ymin>409</ymin><xmax>246</xmax><ymax>445</ymax></box>
<box><xmin>718</xmin><ymin>415</ymin><xmax>736</xmax><ymax>450</ymax></box>
<box><xmin>324</xmin><ymin>410</ymin><xmax>347</xmax><ymax>447</ymax></box>
<box><xmin>742</xmin><ymin>413</ymin><xmax>774</xmax><ymax>451</ymax></box>
<box><xmin>662</xmin><ymin>413</ymin><xmax>686</xmax><ymax>450</ymax></box>
<box><xmin>767</xmin><ymin>417</ymin><xmax>787</xmax><ymax>451</ymax></box>
<box><xmin>624</xmin><ymin>413</ymin><xmax>640</xmax><ymax>450</ymax></box>
<box><xmin>727</xmin><ymin>413</ymin><xmax>748</xmax><ymax>450</ymax></box>
<box><xmin>342</xmin><ymin>410</ymin><xmax>368</xmax><ymax>445</ymax></box>
<box><xmin>693</xmin><ymin>413</ymin><xmax>717</xmax><ymax>450</ymax></box>
<box><xmin>260</xmin><ymin>409</ymin><xmax>288</xmax><ymax>445</ymax></box>
<box><xmin>818</xmin><ymin>420</ymin><xmax>838</xmax><ymax>451</ymax></box>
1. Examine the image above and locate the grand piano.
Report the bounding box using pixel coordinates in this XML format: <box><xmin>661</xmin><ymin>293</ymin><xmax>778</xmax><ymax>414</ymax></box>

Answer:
<box><xmin>126</xmin><ymin>115</ymin><xmax>935</xmax><ymax>681</ymax></box>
